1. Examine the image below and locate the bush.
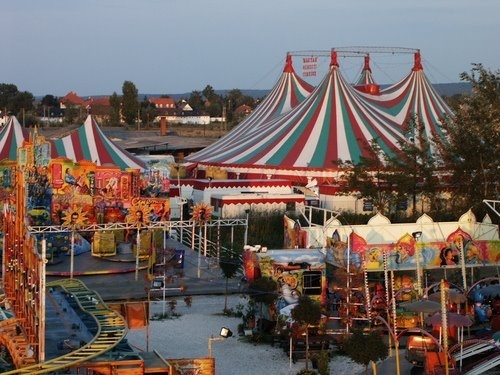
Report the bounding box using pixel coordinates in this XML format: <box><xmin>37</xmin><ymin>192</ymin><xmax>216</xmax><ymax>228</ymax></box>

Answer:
<box><xmin>343</xmin><ymin>329</ymin><xmax>388</xmax><ymax>372</ymax></box>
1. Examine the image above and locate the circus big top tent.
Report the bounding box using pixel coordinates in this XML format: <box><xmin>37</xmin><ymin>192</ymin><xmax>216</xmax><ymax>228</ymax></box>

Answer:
<box><xmin>185</xmin><ymin>48</ymin><xmax>454</xmax><ymax>185</ymax></box>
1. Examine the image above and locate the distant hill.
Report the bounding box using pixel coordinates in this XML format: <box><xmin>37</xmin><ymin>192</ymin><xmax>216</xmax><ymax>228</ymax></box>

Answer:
<box><xmin>147</xmin><ymin>82</ymin><xmax>471</xmax><ymax>100</ymax></box>
<box><xmin>433</xmin><ymin>82</ymin><xmax>472</xmax><ymax>97</ymax></box>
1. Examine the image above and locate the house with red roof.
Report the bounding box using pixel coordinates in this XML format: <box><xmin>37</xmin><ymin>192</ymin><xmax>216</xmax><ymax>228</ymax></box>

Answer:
<box><xmin>234</xmin><ymin>104</ymin><xmax>252</xmax><ymax>115</ymax></box>
<box><xmin>59</xmin><ymin>92</ymin><xmax>111</xmax><ymax>123</ymax></box>
<box><xmin>60</xmin><ymin>91</ymin><xmax>85</xmax><ymax>109</ymax></box>
<box><xmin>84</xmin><ymin>97</ymin><xmax>111</xmax><ymax>123</ymax></box>
<box><xmin>148</xmin><ymin>97</ymin><xmax>176</xmax><ymax>109</ymax></box>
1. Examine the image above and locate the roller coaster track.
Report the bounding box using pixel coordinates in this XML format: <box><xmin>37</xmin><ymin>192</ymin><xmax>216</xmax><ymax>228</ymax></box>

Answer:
<box><xmin>2</xmin><ymin>278</ymin><xmax>128</xmax><ymax>374</ymax></box>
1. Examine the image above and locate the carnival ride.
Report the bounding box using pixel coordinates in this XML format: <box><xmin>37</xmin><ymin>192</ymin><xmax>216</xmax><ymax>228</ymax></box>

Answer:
<box><xmin>0</xmin><ymin>117</ymin><xmax>253</xmax><ymax>373</ymax></box>
<box><xmin>243</xmin><ymin>204</ymin><xmax>500</xmax><ymax>373</ymax></box>
<box><xmin>0</xmin><ymin>279</ymin><xmax>127</xmax><ymax>374</ymax></box>
<box><xmin>0</xmin><ymin>129</ymin><xmax>146</xmax><ymax>373</ymax></box>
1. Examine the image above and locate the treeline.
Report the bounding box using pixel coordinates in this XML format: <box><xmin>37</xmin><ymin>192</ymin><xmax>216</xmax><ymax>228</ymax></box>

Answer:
<box><xmin>0</xmin><ymin>80</ymin><xmax>260</xmax><ymax>129</ymax></box>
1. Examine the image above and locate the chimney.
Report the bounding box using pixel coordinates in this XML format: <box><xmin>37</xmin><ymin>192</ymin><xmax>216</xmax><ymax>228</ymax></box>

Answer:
<box><xmin>160</xmin><ymin>117</ymin><xmax>167</xmax><ymax>136</ymax></box>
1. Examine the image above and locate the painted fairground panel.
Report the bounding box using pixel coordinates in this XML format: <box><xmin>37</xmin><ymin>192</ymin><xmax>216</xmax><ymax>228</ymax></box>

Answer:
<box><xmin>0</xmin><ymin>161</ymin><xmax>17</xmax><ymax>197</ymax></box>
<box><xmin>141</xmin><ymin>168</ymin><xmax>170</xmax><ymax>197</ymax></box>
<box><xmin>284</xmin><ymin>215</ymin><xmax>307</xmax><ymax>248</ymax></box>
<box><xmin>325</xmin><ymin>229</ymin><xmax>500</xmax><ymax>272</ymax></box>
<box><xmin>50</xmin><ymin>161</ymin><xmax>94</xmax><ymax>226</ymax></box>
<box><xmin>243</xmin><ymin>249</ymin><xmax>327</xmax><ymax>313</ymax></box>
<box><xmin>119</xmin><ymin>197</ymin><xmax>171</xmax><ymax>258</ymax></box>
<box><xmin>0</xmin><ymin>153</ymin><xmax>172</xmax><ymax>260</ymax></box>
<box><xmin>324</xmin><ymin>228</ymin><xmax>500</xmax><ymax>330</ymax></box>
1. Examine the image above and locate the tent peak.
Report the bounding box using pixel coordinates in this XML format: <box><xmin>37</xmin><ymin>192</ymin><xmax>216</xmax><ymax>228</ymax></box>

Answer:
<box><xmin>412</xmin><ymin>51</ymin><xmax>423</xmax><ymax>71</ymax></box>
<box><xmin>283</xmin><ymin>53</ymin><xmax>295</xmax><ymax>73</ymax></box>
<box><xmin>330</xmin><ymin>50</ymin><xmax>339</xmax><ymax>68</ymax></box>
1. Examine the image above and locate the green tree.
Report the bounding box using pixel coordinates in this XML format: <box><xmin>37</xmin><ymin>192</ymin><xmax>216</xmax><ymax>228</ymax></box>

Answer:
<box><xmin>439</xmin><ymin>64</ymin><xmax>500</xmax><ymax>215</ymax></box>
<box><xmin>383</xmin><ymin>115</ymin><xmax>441</xmax><ymax>219</ymax></box>
<box><xmin>202</xmin><ymin>85</ymin><xmax>217</xmax><ymax>102</ymax></box>
<box><xmin>219</xmin><ymin>250</ymin><xmax>241</xmax><ymax>312</ymax></box>
<box><xmin>109</xmin><ymin>92</ymin><xmax>121</xmax><ymax>126</ymax></box>
<box><xmin>63</xmin><ymin>105</ymin><xmax>80</xmax><ymax>125</ymax></box>
<box><xmin>0</xmin><ymin>83</ymin><xmax>19</xmax><ymax>114</ymax></box>
<box><xmin>247</xmin><ymin>276</ymin><xmax>277</xmax><ymax>333</ymax></box>
<box><xmin>343</xmin><ymin>328</ymin><xmax>388</xmax><ymax>374</ymax></box>
<box><xmin>121</xmin><ymin>81</ymin><xmax>139</xmax><ymax>125</ymax></box>
<box><xmin>10</xmin><ymin>91</ymin><xmax>35</xmax><ymax>117</ymax></box>
<box><xmin>337</xmin><ymin>146</ymin><xmax>398</xmax><ymax>216</ymax></box>
<box><xmin>188</xmin><ymin>90</ymin><xmax>204</xmax><ymax>111</ymax></box>
<box><xmin>39</xmin><ymin>94</ymin><xmax>60</xmax><ymax>125</ymax></box>
<box><xmin>40</xmin><ymin>94</ymin><xmax>59</xmax><ymax>108</ymax></box>
<box><xmin>206</xmin><ymin>101</ymin><xmax>222</xmax><ymax>117</ymax></box>
<box><xmin>201</xmin><ymin>85</ymin><xmax>223</xmax><ymax>117</ymax></box>
<box><xmin>140</xmin><ymin>97</ymin><xmax>158</xmax><ymax>128</ymax></box>
<box><xmin>290</xmin><ymin>296</ymin><xmax>322</xmax><ymax>372</ymax></box>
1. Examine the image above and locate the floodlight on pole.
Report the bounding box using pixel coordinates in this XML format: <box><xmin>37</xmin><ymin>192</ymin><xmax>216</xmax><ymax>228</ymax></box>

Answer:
<box><xmin>207</xmin><ymin>327</ymin><xmax>233</xmax><ymax>357</ymax></box>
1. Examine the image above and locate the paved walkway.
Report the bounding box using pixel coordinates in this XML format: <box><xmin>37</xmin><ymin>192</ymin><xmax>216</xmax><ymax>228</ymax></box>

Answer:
<box><xmin>46</xmin><ymin>237</ymin><xmax>242</xmax><ymax>302</ymax></box>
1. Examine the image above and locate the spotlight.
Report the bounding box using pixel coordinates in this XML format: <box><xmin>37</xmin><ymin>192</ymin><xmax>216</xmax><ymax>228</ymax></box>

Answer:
<box><xmin>220</xmin><ymin>327</ymin><xmax>233</xmax><ymax>338</ymax></box>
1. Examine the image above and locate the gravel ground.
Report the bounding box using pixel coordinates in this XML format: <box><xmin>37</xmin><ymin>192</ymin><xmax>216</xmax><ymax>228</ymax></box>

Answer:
<box><xmin>126</xmin><ymin>294</ymin><xmax>365</xmax><ymax>375</ymax></box>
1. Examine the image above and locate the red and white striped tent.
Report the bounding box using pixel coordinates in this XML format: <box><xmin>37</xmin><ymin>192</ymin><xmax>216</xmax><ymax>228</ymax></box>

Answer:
<box><xmin>0</xmin><ymin>116</ymin><xmax>146</xmax><ymax>171</ymax></box>
<box><xmin>186</xmin><ymin>49</ymin><xmax>453</xmax><ymax>184</ymax></box>
<box><xmin>51</xmin><ymin>115</ymin><xmax>146</xmax><ymax>171</ymax></box>
<box><xmin>355</xmin><ymin>54</ymin><xmax>377</xmax><ymax>86</ymax></box>
<box><xmin>191</xmin><ymin>53</ymin><xmax>314</xmax><ymax>161</ymax></box>
<box><xmin>364</xmin><ymin>52</ymin><xmax>453</xmax><ymax>145</ymax></box>
<box><xmin>0</xmin><ymin>116</ymin><xmax>29</xmax><ymax>161</ymax></box>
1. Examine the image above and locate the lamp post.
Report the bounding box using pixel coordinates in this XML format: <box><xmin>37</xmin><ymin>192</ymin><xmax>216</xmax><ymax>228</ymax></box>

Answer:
<box><xmin>69</xmin><ymin>211</ymin><xmax>79</xmax><ymax>279</ymax></box>
<box><xmin>408</xmin><ymin>120</ymin><xmax>419</xmax><ymax>218</ymax></box>
<box><xmin>412</xmin><ymin>231</ymin><xmax>423</xmax><ymax>296</ymax></box>
<box><xmin>175</xmin><ymin>163</ymin><xmax>188</xmax><ymax>245</ymax></box>
<box><xmin>197</xmin><ymin>224</ymin><xmax>202</xmax><ymax>279</ymax></box>
<box><xmin>178</xmin><ymin>197</ymin><xmax>186</xmax><ymax>244</ymax></box>
<box><xmin>441</xmin><ymin>279</ymin><xmax>450</xmax><ymax>375</ymax></box>
<box><xmin>207</xmin><ymin>327</ymin><xmax>232</xmax><ymax>357</ymax></box>
<box><xmin>135</xmin><ymin>224</ymin><xmax>141</xmax><ymax>281</ymax></box>
<box><xmin>244</xmin><ymin>208</ymin><xmax>250</xmax><ymax>246</ymax></box>
<box><xmin>70</xmin><ymin>228</ymin><xmax>75</xmax><ymax>279</ymax></box>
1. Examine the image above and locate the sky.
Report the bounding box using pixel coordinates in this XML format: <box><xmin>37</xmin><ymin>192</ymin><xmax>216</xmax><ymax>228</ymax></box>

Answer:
<box><xmin>2</xmin><ymin>0</ymin><xmax>499</xmax><ymax>97</ymax></box>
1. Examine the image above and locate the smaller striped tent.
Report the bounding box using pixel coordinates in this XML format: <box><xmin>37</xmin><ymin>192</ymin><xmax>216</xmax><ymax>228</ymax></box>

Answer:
<box><xmin>52</xmin><ymin>115</ymin><xmax>146</xmax><ymax>171</ymax></box>
<box><xmin>0</xmin><ymin>116</ymin><xmax>29</xmax><ymax>161</ymax></box>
